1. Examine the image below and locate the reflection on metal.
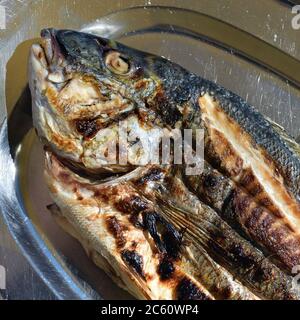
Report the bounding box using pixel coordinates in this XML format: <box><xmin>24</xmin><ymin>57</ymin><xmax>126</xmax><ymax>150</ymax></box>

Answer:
<box><xmin>83</xmin><ymin>6</ymin><xmax>300</xmax><ymax>88</ymax></box>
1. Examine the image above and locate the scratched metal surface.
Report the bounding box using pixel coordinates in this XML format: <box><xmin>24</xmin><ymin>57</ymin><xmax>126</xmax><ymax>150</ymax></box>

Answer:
<box><xmin>0</xmin><ymin>0</ymin><xmax>300</xmax><ymax>299</ymax></box>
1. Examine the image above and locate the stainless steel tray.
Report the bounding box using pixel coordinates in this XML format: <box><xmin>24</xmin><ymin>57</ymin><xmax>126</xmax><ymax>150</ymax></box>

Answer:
<box><xmin>1</xmin><ymin>1</ymin><xmax>300</xmax><ymax>299</ymax></box>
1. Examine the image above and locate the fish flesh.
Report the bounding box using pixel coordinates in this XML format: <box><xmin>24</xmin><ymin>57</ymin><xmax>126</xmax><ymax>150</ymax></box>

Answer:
<box><xmin>29</xmin><ymin>29</ymin><xmax>300</xmax><ymax>299</ymax></box>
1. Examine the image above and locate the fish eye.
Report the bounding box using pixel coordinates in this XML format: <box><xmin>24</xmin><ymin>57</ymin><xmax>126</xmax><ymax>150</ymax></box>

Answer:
<box><xmin>105</xmin><ymin>51</ymin><xmax>130</xmax><ymax>75</ymax></box>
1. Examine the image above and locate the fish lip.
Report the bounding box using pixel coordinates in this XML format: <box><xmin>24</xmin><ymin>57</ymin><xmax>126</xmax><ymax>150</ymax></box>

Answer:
<box><xmin>40</xmin><ymin>28</ymin><xmax>65</xmax><ymax>68</ymax></box>
<box><xmin>41</xmin><ymin>28</ymin><xmax>56</xmax><ymax>39</ymax></box>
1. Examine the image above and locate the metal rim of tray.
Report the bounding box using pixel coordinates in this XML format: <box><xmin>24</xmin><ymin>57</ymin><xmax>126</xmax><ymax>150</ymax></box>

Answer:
<box><xmin>1</xmin><ymin>6</ymin><xmax>300</xmax><ymax>300</ymax></box>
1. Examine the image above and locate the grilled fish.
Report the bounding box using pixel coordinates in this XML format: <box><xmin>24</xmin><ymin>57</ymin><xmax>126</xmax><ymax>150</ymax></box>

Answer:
<box><xmin>29</xmin><ymin>28</ymin><xmax>300</xmax><ymax>299</ymax></box>
<box><xmin>185</xmin><ymin>161</ymin><xmax>300</xmax><ymax>273</ymax></box>
<box><xmin>45</xmin><ymin>152</ymin><xmax>258</xmax><ymax>300</ymax></box>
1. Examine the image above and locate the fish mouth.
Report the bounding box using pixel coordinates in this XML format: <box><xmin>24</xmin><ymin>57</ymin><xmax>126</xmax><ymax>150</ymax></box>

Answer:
<box><xmin>39</xmin><ymin>28</ymin><xmax>110</xmax><ymax>72</ymax></box>
<box><xmin>29</xmin><ymin>29</ymin><xmax>68</xmax><ymax>89</ymax></box>
<box><xmin>39</xmin><ymin>28</ymin><xmax>67</xmax><ymax>72</ymax></box>
<box><xmin>40</xmin><ymin>28</ymin><xmax>57</xmax><ymax>65</ymax></box>
<box><xmin>29</xmin><ymin>30</ymin><xmax>140</xmax><ymax>177</ymax></box>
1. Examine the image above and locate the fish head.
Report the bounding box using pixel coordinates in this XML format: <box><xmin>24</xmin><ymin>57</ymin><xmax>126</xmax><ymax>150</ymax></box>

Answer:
<box><xmin>31</xmin><ymin>28</ymin><xmax>160</xmax><ymax>119</ymax></box>
<box><xmin>40</xmin><ymin>28</ymin><xmax>158</xmax><ymax>104</ymax></box>
<box><xmin>29</xmin><ymin>28</ymin><xmax>183</xmax><ymax>172</ymax></box>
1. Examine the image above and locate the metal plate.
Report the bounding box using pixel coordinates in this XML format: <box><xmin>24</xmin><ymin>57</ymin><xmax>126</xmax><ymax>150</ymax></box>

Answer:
<box><xmin>1</xmin><ymin>2</ymin><xmax>300</xmax><ymax>299</ymax></box>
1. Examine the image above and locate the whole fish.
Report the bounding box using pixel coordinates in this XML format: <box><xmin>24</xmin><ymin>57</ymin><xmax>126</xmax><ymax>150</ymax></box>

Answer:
<box><xmin>29</xmin><ymin>28</ymin><xmax>300</xmax><ymax>299</ymax></box>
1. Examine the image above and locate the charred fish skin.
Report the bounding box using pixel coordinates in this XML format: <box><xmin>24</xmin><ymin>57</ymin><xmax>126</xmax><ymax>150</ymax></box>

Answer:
<box><xmin>45</xmin><ymin>152</ymin><xmax>259</xmax><ymax>300</ymax></box>
<box><xmin>46</xmin><ymin>150</ymin><xmax>296</xmax><ymax>300</ymax></box>
<box><xmin>148</xmin><ymin>38</ymin><xmax>300</xmax><ymax>260</ymax></box>
<box><xmin>149</xmin><ymin>46</ymin><xmax>300</xmax><ymax>276</ymax></box>
<box><xmin>154</xmin><ymin>174</ymin><xmax>300</xmax><ymax>300</ymax></box>
<box><xmin>131</xmin><ymin>169</ymin><xmax>259</xmax><ymax>300</ymax></box>
<box><xmin>45</xmin><ymin>152</ymin><xmax>218</xmax><ymax>300</ymax></box>
<box><xmin>184</xmin><ymin>163</ymin><xmax>300</xmax><ymax>274</ymax></box>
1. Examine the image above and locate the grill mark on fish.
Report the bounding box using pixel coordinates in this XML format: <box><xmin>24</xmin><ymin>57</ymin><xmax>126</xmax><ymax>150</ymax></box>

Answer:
<box><xmin>114</xmin><ymin>195</ymin><xmax>149</xmax><ymax>228</ymax></box>
<box><xmin>115</xmin><ymin>195</ymin><xmax>149</xmax><ymax>215</ymax></box>
<box><xmin>143</xmin><ymin>211</ymin><xmax>164</xmax><ymax>251</ymax></box>
<box><xmin>157</xmin><ymin>255</ymin><xmax>175</xmax><ymax>280</ymax></box>
<box><xmin>128</xmin><ymin>212</ymin><xmax>144</xmax><ymax>229</ymax></box>
<box><xmin>77</xmin><ymin>109</ymin><xmax>137</xmax><ymax>134</ymax></box>
<box><xmin>113</xmin><ymin>198</ymin><xmax>146</xmax><ymax>223</ymax></box>
<box><xmin>159</xmin><ymin>176</ymin><xmax>299</xmax><ymax>299</ymax></box>
<box><xmin>176</xmin><ymin>277</ymin><xmax>212</xmax><ymax>300</ymax></box>
<box><xmin>161</xmin><ymin>225</ymin><xmax>183</xmax><ymax>259</ymax></box>
<box><xmin>143</xmin><ymin>211</ymin><xmax>183</xmax><ymax>259</ymax></box>
<box><xmin>205</xmin><ymin>126</ymin><xmax>280</xmax><ymax>210</ymax></box>
<box><xmin>239</xmin><ymin>168</ymin><xmax>283</xmax><ymax>218</ymax></box>
<box><xmin>199</xmin><ymin>94</ymin><xmax>300</xmax><ymax>235</ymax></box>
<box><xmin>94</xmin><ymin>179</ymin><xmax>184</xmax><ymax>262</ymax></box>
<box><xmin>121</xmin><ymin>250</ymin><xmax>145</xmax><ymax>279</ymax></box>
<box><xmin>106</xmin><ymin>216</ymin><xmax>127</xmax><ymax>249</ymax></box>
<box><xmin>200</xmin><ymin>82</ymin><xmax>300</xmax><ymax>199</ymax></box>
<box><xmin>185</xmin><ymin>163</ymin><xmax>300</xmax><ymax>273</ymax></box>
<box><xmin>205</xmin><ymin>127</ymin><xmax>244</xmax><ymax>177</ymax></box>
<box><xmin>46</xmin><ymin>152</ymin><xmax>259</xmax><ymax>300</ymax></box>
<box><xmin>147</xmin><ymin>85</ymin><xmax>182</xmax><ymax>127</ymax></box>
<box><xmin>54</xmin><ymin>154</ymin><xmax>183</xmax><ymax>262</ymax></box>
<box><xmin>230</xmin><ymin>191</ymin><xmax>300</xmax><ymax>271</ymax></box>
<box><xmin>137</xmin><ymin>171</ymin><xmax>259</xmax><ymax>299</ymax></box>
<box><xmin>186</xmin><ymin>245</ymin><xmax>258</xmax><ymax>299</ymax></box>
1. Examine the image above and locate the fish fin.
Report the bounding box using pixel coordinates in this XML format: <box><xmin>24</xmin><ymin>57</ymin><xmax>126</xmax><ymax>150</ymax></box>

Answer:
<box><xmin>155</xmin><ymin>194</ymin><xmax>224</xmax><ymax>254</ymax></box>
